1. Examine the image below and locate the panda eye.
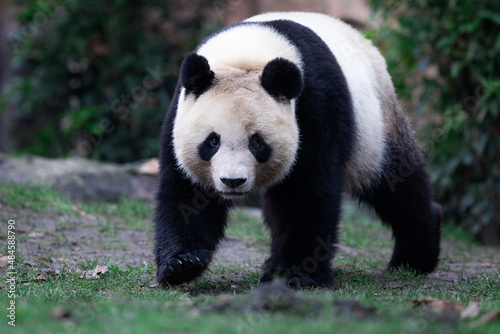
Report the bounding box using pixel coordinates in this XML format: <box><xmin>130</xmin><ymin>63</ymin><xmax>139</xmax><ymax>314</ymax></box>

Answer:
<box><xmin>249</xmin><ymin>133</ymin><xmax>272</xmax><ymax>163</ymax></box>
<box><xmin>250</xmin><ymin>137</ymin><xmax>260</xmax><ymax>148</ymax></box>
<box><xmin>199</xmin><ymin>132</ymin><xmax>220</xmax><ymax>161</ymax></box>
<box><xmin>209</xmin><ymin>138</ymin><xmax>219</xmax><ymax>147</ymax></box>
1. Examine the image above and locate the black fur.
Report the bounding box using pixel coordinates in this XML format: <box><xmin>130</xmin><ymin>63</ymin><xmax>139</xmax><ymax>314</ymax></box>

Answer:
<box><xmin>354</xmin><ymin>109</ymin><xmax>441</xmax><ymax>275</ymax></box>
<box><xmin>261</xmin><ymin>58</ymin><xmax>303</xmax><ymax>100</ymax></box>
<box><xmin>181</xmin><ymin>53</ymin><xmax>214</xmax><ymax>97</ymax></box>
<box><xmin>249</xmin><ymin>133</ymin><xmax>272</xmax><ymax>163</ymax></box>
<box><xmin>154</xmin><ymin>19</ymin><xmax>441</xmax><ymax>288</ymax></box>
<box><xmin>198</xmin><ymin>132</ymin><xmax>220</xmax><ymax>161</ymax></box>
<box><xmin>220</xmin><ymin>178</ymin><xmax>247</xmax><ymax>188</ymax></box>
<box><xmin>258</xmin><ymin>20</ymin><xmax>355</xmax><ymax>287</ymax></box>
<box><xmin>155</xmin><ymin>82</ymin><xmax>229</xmax><ymax>287</ymax></box>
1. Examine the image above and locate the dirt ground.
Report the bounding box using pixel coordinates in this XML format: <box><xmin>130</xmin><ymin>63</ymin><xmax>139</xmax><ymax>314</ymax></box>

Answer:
<box><xmin>3</xmin><ymin>198</ymin><xmax>498</xmax><ymax>288</ymax></box>
<box><xmin>1</xmin><ymin>199</ymin><xmax>266</xmax><ymax>272</ymax></box>
<box><xmin>1</xmin><ymin>155</ymin><xmax>497</xmax><ymax>287</ymax></box>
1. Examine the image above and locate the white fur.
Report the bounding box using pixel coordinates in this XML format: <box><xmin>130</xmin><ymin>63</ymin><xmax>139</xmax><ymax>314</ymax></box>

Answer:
<box><xmin>174</xmin><ymin>23</ymin><xmax>305</xmax><ymax>199</ymax></box>
<box><xmin>173</xmin><ymin>68</ymin><xmax>299</xmax><ymax>199</ymax></box>
<box><xmin>246</xmin><ymin>12</ymin><xmax>388</xmax><ymax>191</ymax></box>
<box><xmin>196</xmin><ymin>24</ymin><xmax>303</xmax><ymax>72</ymax></box>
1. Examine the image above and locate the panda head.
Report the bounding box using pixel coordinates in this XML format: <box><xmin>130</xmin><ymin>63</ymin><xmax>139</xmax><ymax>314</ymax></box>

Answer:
<box><xmin>173</xmin><ymin>53</ymin><xmax>303</xmax><ymax>200</ymax></box>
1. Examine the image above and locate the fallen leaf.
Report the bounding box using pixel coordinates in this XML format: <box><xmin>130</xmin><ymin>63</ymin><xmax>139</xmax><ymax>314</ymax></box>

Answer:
<box><xmin>55</xmin><ymin>258</ymin><xmax>72</xmax><ymax>263</ymax></box>
<box><xmin>413</xmin><ymin>298</ymin><xmax>484</xmax><ymax>320</ymax></box>
<box><xmin>36</xmin><ymin>274</ymin><xmax>46</xmax><ymax>281</ymax></box>
<box><xmin>92</xmin><ymin>264</ymin><xmax>108</xmax><ymax>278</ymax></box>
<box><xmin>0</xmin><ymin>256</ymin><xmax>10</xmax><ymax>267</ymax></box>
<box><xmin>28</xmin><ymin>232</ymin><xmax>45</xmax><ymax>238</ymax></box>
<box><xmin>56</xmin><ymin>268</ymin><xmax>83</xmax><ymax>275</ymax></box>
<box><xmin>56</xmin><ymin>266</ymin><xmax>109</xmax><ymax>279</ymax></box>
<box><xmin>333</xmin><ymin>300</ymin><xmax>377</xmax><ymax>319</ymax></box>
<box><xmin>461</xmin><ymin>302</ymin><xmax>481</xmax><ymax>319</ymax></box>
<box><xmin>51</xmin><ymin>307</ymin><xmax>71</xmax><ymax>320</ymax></box>
<box><xmin>81</xmin><ymin>265</ymin><xmax>109</xmax><ymax>279</ymax></box>
<box><xmin>470</xmin><ymin>310</ymin><xmax>500</xmax><ymax>328</ymax></box>
<box><xmin>412</xmin><ymin>297</ymin><xmax>463</xmax><ymax>316</ymax></box>
<box><xmin>138</xmin><ymin>158</ymin><xmax>160</xmax><ymax>175</ymax></box>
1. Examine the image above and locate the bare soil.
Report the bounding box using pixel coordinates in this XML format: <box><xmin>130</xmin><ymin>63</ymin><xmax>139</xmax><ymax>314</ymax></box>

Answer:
<box><xmin>2</xmin><ymin>198</ymin><xmax>499</xmax><ymax>288</ymax></box>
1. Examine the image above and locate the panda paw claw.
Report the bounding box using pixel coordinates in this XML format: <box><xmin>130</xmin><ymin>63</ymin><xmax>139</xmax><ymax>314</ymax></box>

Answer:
<box><xmin>157</xmin><ymin>249</ymin><xmax>212</xmax><ymax>286</ymax></box>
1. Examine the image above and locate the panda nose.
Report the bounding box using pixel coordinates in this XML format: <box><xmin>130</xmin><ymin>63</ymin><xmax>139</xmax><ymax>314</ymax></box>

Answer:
<box><xmin>220</xmin><ymin>177</ymin><xmax>247</xmax><ymax>188</ymax></box>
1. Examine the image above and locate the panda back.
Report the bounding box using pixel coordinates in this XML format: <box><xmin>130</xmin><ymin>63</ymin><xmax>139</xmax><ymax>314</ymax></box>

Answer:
<box><xmin>196</xmin><ymin>22</ymin><xmax>302</xmax><ymax>72</ymax></box>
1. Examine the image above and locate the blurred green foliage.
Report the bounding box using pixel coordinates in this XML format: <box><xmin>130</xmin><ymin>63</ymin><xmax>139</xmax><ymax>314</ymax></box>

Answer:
<box><xmin>369</xmin><ymin>0</ymin><xmax>500</xmax><ymax>243</ymax></box>
<box><xmin>2</xmin><ymin>0</ymin><xmax>220</xmax><ymax>162</ymax></box>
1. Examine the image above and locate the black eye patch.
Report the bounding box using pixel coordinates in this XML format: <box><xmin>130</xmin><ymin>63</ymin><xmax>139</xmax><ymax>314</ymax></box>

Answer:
<box><xmin>249</xmin><ymin>133</ymin><xmax>272</xmax><ymax>163</ymax></box>
<box><xmin>198</xmin><ymin>132</ymin><xmax>220</xmax><ymax>161</ymax></box>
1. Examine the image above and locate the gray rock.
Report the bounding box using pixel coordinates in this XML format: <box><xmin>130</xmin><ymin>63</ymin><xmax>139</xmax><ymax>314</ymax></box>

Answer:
<box><xmin>0</xmin><ymin>153</ymin><xmax>157</xmax><ymax>202</ymax></box>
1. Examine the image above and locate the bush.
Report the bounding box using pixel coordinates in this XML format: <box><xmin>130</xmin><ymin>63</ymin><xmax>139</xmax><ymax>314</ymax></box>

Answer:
<box><xmin>369</xmin><ymin>0</ymin><xmax>500</xmax><ymax>244</ymax></box>
<box><xmin>2</xmin><ymin>0</ymin><xmax>220</xmax><ymax>162</ymax></box>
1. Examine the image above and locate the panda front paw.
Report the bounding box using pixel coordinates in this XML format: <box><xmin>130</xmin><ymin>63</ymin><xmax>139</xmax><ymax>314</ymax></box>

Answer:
<box><xmin>260</xmin><ymin>271</ymin><xmax>327</xmax><ymax>288</ymax></box>
<box><xmin>388</xmin><ymin>250</ymin><xmax>439</xmax><ymax>275</ymax></box>
<box><xmin>260</xmin><ymin>260</ymin><xmax>333</xmax><ymax>288</ymax></box>
<box><xmin>157</xmin><ymin>249</ymin><xmax>212</xmax><ymax>286</ymax></box>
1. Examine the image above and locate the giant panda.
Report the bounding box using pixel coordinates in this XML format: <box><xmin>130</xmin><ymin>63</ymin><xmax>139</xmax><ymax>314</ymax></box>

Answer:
<box><xmin>154</xmin><ymin>12</ymin><xmax>442</xmax><ymax>287</ymax></box>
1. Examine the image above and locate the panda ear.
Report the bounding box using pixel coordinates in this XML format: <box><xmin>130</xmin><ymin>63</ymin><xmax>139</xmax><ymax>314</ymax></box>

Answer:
<box><xmin>261</xmin><ymin>58</ymin><xmax>303</xmax><ymax>100</ymax></box>
<box><xmin>180</xmin><ymin>53</ymin><xmax>215</xmax><ymax>97</ymax></box>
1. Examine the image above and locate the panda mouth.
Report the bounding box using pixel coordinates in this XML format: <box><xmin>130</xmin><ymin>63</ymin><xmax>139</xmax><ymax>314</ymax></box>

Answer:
<box><xmin>219</xmin><ymin>191</ymin><xmax>250</xmax><ymax>199</ymax></box>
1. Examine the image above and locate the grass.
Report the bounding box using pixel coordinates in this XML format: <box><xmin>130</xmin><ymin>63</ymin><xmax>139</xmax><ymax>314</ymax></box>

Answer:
<box><xmin>1</xmin><ymin>184</ymin><xmax>499</xmax><ymax>333</ymax></box>
<box><xmin>81</xmin><ymin>198</ymin><xmax>153</xmax><ymax>231</ymax></box>
<box><xmin>0</xmin><ymin>183</ymin><xmax>154</xmax><ymax>236</ymax></box>
<box><xmin>340</xmin><ymin>202</ymin><xmax>393</xmax><ymax>248</ymax></box>
<box><xmin>0</xmin><ymin>183</ymin><xmax>78</xmax><ymax>215</ymax></box>
<box><xmin>227</xmin><ymin>209</ymin><xmax>270</xmax><ymax>244</ymax></box>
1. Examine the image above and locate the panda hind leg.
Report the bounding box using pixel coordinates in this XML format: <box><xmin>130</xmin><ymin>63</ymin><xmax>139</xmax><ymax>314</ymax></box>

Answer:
<box><xmin>357</xmin><ymin>141</ymin><xmax>441</xmax><ymax>275</ymax></box>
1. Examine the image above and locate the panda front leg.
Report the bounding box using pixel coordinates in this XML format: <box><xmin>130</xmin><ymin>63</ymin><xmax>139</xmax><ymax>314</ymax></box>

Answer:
<box><xmin>357</xmin><ymin>137</ymin><xmax>441</xmax><ymax>275</ymax></box>
<box><xmin>260</xmin><ymin>173</ymin><xmax>342</xmax><ymax>288</ymax></box>
<box><xmin>154</xmin><ymin>168</ymin><xmax>229</xmax><ymax>287</ymax></box>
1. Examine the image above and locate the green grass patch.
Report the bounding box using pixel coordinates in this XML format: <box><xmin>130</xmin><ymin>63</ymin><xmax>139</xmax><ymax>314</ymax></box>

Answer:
<box><xmin>227</xmin><ymin>209</ymin><xmax>270</xmax><ymax>244</ymax></box>
<box><xmin>0</xmin><ymin>183</ymin><xmax>77</xmax><ymax>215</ymax></box>
<box><xmin>0</xmin><ymin>183</ymin><xmax>499</xmax><ymax>333</ymax></box>
<box><xmin>340</xmin><ymin>202</ymin><xmax>392</xmax><ymax>248</ymax></box>
<box><xmin>441</xmin><ymin>222</ymin><xmax>476</xmax><ymax>244</ymax></box>
<box><xmin>81</xmin><ymin>198</ymin><xmax>153</xmax><ymax>231</ymax></box>
<box><xmin>2</xmin><ymin>262</ymin><xmax>499</xmax><ymax>334</ymax></box>
<box><xmin>0</xmin><ymin>182</ymin><xmax>153</xmax><ymax>232</ymax></box>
